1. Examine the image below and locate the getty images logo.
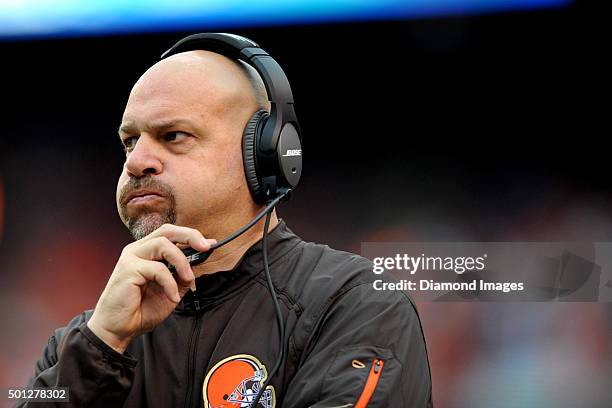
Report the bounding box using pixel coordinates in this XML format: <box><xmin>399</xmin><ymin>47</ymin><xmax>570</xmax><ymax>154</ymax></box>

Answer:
<box><xmin>282</xmin><ymin>149</ymin><xmax>302</xmax><ymax>157</ymax></box>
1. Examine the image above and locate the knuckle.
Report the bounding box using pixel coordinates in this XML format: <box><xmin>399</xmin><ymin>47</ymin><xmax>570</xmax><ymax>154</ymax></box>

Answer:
<box><xmin>160</xmin><ymin>223</ymin><xmax>179</xmax><ymax>235</ymax></box>
<box><xmin>161</xmin><ymin>241</ymin><xmax>181</xmax><ymax>257</ymax></box>
<box><xmin>190</xmin><ymin>227</ymin><xmax>203</xmax><ymax>236</ymax></box>
<box><xmin>121</xmin><ymin>242</ymin><xmax>135</xmax><ymax>254</ymax></box>
<box><xmin>134</xmin><ymin>263</ymin><xmax>146</xmax><ymax>276</ymax></box>
<box><xmin>155</xmin><ymin>262</ymin><xmax>169</xmax><ymax>275</ymax></box>
<box><xmin>154</xmin><ymin>236</ymin><xmax>170</xmax><ymax>246</ymax></box>
<box><xmin>115</xmin><ymin>255</ymin><xmax>133</xmax><ymax>272</ymax></box>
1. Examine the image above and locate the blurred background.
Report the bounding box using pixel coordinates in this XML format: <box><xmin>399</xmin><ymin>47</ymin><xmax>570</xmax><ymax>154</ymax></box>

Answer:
<box><xmin>0</xmin><ymin>0</ymin><xmax>609</xmax><ymax>407</ymax></box>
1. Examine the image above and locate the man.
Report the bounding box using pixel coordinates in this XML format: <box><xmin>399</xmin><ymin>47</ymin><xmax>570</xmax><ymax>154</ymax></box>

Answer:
<box><xmin>19</xmin><ymin>34</ymin><xmax>432</xmax><ymax>407</ymax></box>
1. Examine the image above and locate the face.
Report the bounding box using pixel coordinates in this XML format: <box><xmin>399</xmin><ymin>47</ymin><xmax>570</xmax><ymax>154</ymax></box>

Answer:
<box><xmin>117</xmin><ymin>51</ymin><xmax>260</xmax><ymax>240</ymax></box>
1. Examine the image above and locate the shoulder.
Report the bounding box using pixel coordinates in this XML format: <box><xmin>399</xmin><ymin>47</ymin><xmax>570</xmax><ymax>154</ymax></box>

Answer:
<box><xmin>279</xmin><ymin>237</ymin><xmax>417</xmax><ymax>319</ymax></box>
<box><xmin>287</xmin><ymin>241</ymin><xmax>373</xmax><ymax>297</ymax></box>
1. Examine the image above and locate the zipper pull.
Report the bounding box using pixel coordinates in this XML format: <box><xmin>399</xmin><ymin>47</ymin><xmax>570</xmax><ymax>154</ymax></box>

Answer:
<box><xmin>193</xmin><ymin>299</ymin><xmax>201</xmax><ymax>311</ymax></box>
<box><xmin>373</xmin><ymin>358</ymin><xmax>382</xmax><ymax>374</ymax></box>
<box><xmin>354</xmin><ymin>357</ymin><xmax>385</xmax><ymax>408</ymax></box>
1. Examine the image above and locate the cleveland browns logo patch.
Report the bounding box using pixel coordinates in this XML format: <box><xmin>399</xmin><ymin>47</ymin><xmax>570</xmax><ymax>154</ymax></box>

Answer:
<box><xmin>203</xmin><ymin>354</ymin><xmax>276</xmax><ymax>408</ymax></box>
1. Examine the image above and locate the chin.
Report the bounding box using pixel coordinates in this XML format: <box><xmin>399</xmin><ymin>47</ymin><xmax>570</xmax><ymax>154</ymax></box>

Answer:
<box><xmin>128</xmin><ymin>212</ymin><xmax>175</xmax><ymax>240</ymax></box>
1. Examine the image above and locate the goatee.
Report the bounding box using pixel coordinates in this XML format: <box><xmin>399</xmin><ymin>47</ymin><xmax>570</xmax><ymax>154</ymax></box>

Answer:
<box><xmin>118</xmin><ymin>176</ymin><xmax>177</xmax><ymax>240</ymax></box>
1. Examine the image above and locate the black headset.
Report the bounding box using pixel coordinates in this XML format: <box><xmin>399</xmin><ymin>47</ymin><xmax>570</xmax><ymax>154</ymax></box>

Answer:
<box><xmin>161</xmin><ymin>32</ymin><xmax>302</xmax><ymax>204</ymax></box>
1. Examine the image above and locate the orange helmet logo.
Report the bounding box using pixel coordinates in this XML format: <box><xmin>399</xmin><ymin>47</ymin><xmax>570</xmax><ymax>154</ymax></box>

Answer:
<box><xmin>203</xmin><ymin>354</ymin><xmax>276</xmax><ymax>408</ymax></box>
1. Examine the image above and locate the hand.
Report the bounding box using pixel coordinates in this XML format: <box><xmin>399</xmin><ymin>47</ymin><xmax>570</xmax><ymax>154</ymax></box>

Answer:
<box><xmin>87</xmin><ymin>224</ymin><xmax>216</xmax><ymax>353</ymax></box>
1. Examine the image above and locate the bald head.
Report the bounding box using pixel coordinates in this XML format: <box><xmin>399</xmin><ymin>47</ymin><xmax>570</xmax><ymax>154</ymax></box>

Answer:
<box><xmin>129</xmin><ymin>50</ymin><xmax>270</xmax><ymax>120</ymax></box>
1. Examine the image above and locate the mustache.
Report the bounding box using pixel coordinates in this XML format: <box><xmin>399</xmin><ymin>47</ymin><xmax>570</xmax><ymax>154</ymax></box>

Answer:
<box><xmin>118</xmin><ymin>176</ymin><xmax>175</xmax><ymax>207</ymax></box>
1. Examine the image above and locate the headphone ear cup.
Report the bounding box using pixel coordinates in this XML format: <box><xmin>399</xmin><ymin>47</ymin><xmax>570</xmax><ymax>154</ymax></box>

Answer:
<box><xmin>242</xmin><ymin>109</ymin><xmax>269</xmax><ymax>203</ymax></box>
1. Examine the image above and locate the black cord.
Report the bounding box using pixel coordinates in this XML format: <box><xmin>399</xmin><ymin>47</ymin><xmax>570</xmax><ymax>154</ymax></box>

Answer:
<box><xmin>167</xmin><ymin>189</ymin><xmax>291</xmax><ymax>272</ymax></box>
<box><xmin>212</xmin><ymin>191</ymin><xmax>287</xmax><ymax>249</ymax></box>
<box><xmin>250</xmin><ymin>209</ymin><xmax>285</xmax><ymax>408</ymax></box>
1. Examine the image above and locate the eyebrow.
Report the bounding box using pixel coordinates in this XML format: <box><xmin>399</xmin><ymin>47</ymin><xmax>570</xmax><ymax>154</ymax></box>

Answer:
<box><xmin>118</xmin><ymin>118</ymin><xmax>198</xmax><ymax>137</ymax></box>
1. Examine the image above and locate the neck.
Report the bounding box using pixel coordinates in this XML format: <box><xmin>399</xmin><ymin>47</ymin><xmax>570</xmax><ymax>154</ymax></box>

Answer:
<box><xmin>192</xmin><ymin>210</ymin><xmax>279</xmax><ymax>278</ymax></box>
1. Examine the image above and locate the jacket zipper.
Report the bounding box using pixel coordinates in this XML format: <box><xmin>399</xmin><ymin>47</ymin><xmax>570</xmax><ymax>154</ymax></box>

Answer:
<box><xmin>184</xmin><ymin>300</ymin><xmax>203</xmax><ymax>408</ymax></box>
<box><xmin>354</xmin><ymin>358</ymin><xmax>384</xmax><ymax>408</ymax></box>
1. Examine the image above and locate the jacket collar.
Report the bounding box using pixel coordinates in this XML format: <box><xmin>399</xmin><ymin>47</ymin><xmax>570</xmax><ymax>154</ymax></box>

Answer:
<box><xmin>174</xmin><ymin>219</ymin><xmax>301</xmax><ymax>313</ymax></box>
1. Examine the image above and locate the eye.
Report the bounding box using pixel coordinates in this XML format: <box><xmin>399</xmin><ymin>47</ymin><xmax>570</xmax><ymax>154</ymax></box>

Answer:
<box><xmin>122</xmin><ymin>136</ymin><xmax>139</xmax><ymax>152</ymax></box>
<box><xmin>164</xmin><ymin>131</ymin><xmax>189</xmax><ymax>143</ymax></box>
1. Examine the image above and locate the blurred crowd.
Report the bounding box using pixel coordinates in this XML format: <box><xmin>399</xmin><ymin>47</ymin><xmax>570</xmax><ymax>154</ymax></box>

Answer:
<box><xmin>1</xmin><ymin>153</ymin><xmax>610</xmax><ymax>407</ymax></box>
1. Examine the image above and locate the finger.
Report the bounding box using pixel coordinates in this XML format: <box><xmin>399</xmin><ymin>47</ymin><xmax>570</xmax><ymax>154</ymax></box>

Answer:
<box><xmin>177</xmin><ymin>279</ymin><xmax>196</xmax><ymax>299</ymax></box>
<box><xmin>135</xmin><ymin>259</ymin><xmax>181</xmax><ymax>303</ymax></box>
<box><xmin>142</xmin><ymin>224</ymin><xmax>216</xmax><ymax>252</ymax></box>
<box><xmin>132</xmin><ymin>237</ymin><xmax>195</xmax><ymax>286</ymax></box>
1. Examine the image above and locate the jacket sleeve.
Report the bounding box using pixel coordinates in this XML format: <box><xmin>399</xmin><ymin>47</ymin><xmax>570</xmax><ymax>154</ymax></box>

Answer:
<box><xmin>15</xmin><ymin>311</ymin><xmax>137</xmax><ymax>408</ymax></box>
<box><xmin>282</xmin><ymin>283</ymin><xmax>433</xmax><ymax>408</ymax></box>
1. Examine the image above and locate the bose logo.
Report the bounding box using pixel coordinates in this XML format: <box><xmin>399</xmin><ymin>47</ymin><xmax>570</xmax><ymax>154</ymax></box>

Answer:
<box><xmin>282</xmin><ymin>149</ymin><xmax>302</xmax><ymax>157</ymax></box>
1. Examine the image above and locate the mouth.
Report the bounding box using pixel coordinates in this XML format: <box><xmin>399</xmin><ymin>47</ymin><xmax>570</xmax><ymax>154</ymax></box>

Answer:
<box><xmin>125</xmin><ymin>190</ymin><xmax>164</xmax><ymax>205</ymax></box>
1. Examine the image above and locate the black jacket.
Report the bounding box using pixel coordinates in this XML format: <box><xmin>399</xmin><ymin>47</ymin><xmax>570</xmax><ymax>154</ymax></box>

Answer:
<box><xmin>18</xmin><ymin>221</ymin><xmax>432</xmax><ymax>407</ymax></box>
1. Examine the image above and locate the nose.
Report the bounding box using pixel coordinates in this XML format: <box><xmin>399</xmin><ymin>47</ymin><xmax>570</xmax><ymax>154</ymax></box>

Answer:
<box><xmin>124</xmin><ymin>135</ymin><xmax>163</xmax><ymax>177</ymax></box>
